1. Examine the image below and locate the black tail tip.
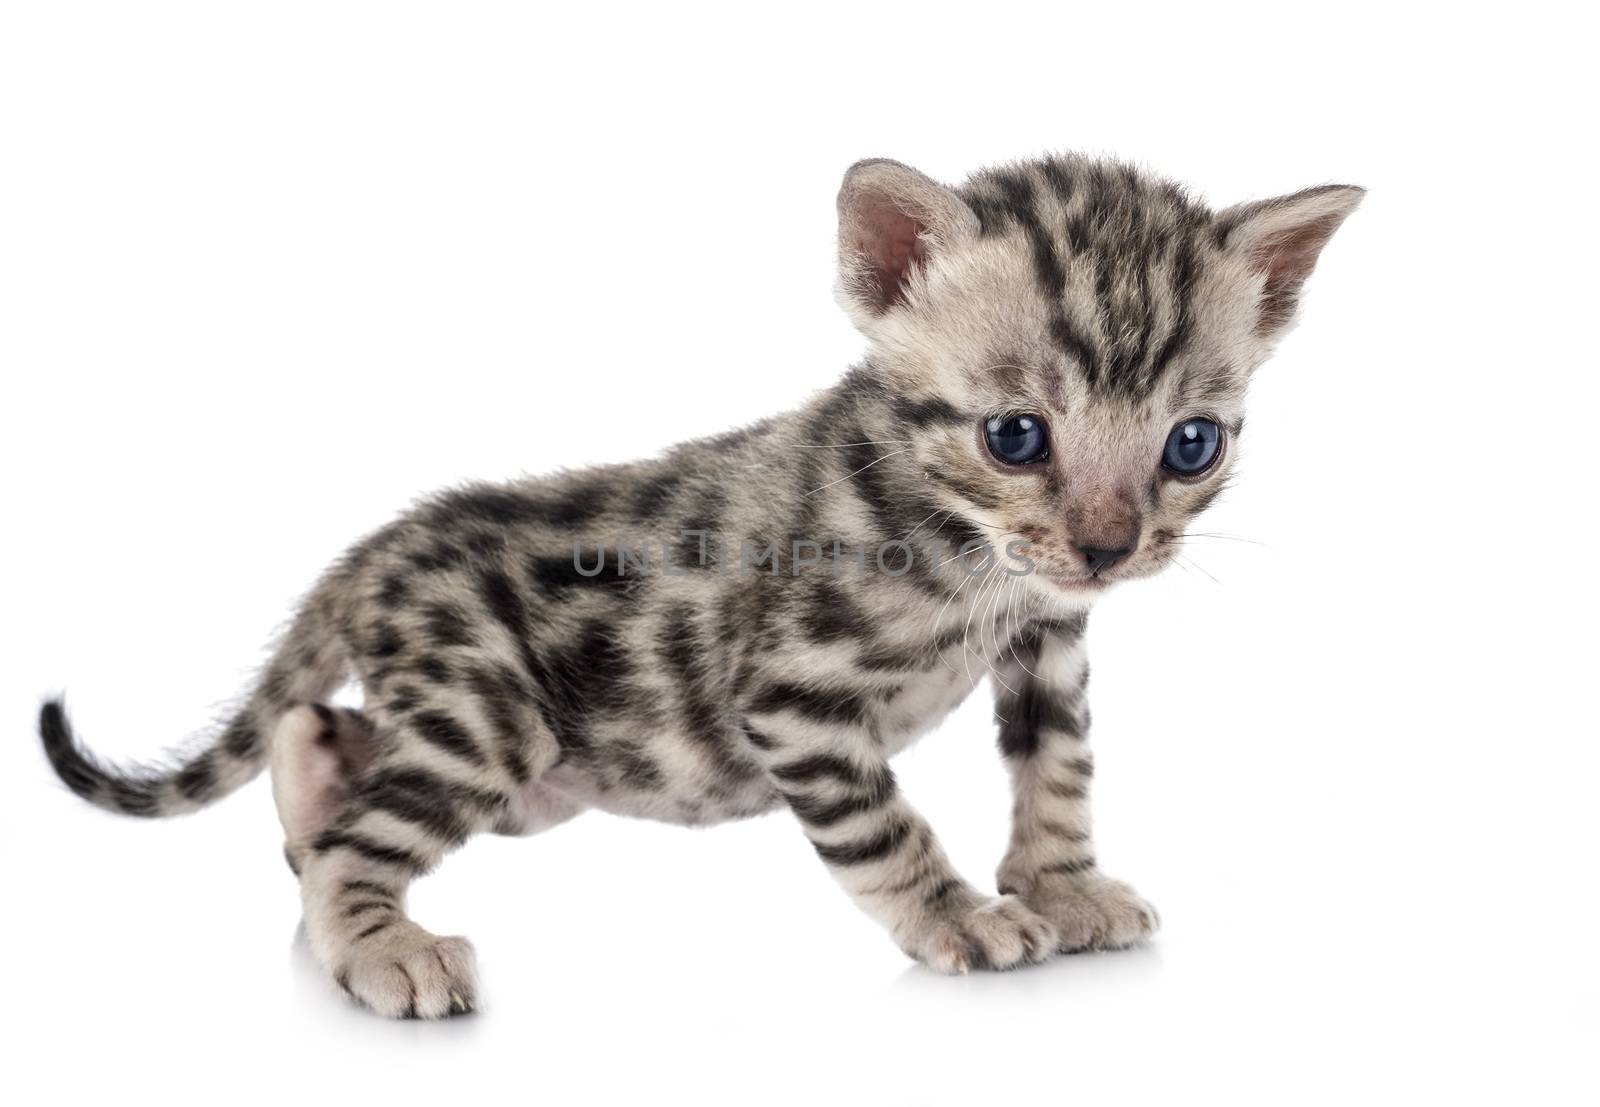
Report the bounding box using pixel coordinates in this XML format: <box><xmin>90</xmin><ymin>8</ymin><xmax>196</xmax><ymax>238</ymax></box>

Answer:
<box><xmin>39</xmin><ymin>697</ymin><xmax>72</xmax><ymax>757</ymax></box>
<box><xmin>39</xmin><ymin>696</ymin><xmax>101</xmax><ymax>800</ymax></box>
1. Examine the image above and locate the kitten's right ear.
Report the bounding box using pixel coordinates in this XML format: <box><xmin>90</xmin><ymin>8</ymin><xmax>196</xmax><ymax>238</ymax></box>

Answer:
<box><xmin>836</xmin><ymin>159</ymin><xmax>979</xmax><ymax>325</ymax></box>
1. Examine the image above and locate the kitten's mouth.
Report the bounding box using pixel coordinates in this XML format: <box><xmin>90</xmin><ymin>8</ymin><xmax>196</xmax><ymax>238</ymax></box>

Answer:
<box><xmin>1041</xmin><ymin>562</ymin><xmax>1158</xmax><ymax>593</ymax></box>
<box><xmin>1041</xmin><ymin>572</ymin><xmax>1111</xmax><ymax>593</ymax></box>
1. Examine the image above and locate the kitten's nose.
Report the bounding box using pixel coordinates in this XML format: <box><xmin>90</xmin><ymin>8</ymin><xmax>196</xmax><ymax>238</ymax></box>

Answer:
<box><xmin>1076</xmin><ymin>544</ymin><xmax>1133</xmax><ymax>575</ymax></box>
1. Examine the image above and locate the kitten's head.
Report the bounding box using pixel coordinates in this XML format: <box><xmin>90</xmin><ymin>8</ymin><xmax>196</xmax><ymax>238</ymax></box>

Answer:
<box><xmin>836</xmin><ymin>154</ymin><xmax>1361</xmax><ymax>602</ymax></box>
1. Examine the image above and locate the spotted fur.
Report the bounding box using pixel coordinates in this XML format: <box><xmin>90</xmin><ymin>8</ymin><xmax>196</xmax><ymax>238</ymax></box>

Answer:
<box><xmin>39</xmin><ymin>152</ymin><xmax>1361</xmax><ymax>1016</ymax></box>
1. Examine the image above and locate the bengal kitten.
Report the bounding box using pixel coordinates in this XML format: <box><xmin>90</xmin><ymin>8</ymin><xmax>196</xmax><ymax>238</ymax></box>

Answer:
<box><xmin>40</xmin><ymin>153</ymin><xmax>1361</xmax><ymax>1017</ymax></box>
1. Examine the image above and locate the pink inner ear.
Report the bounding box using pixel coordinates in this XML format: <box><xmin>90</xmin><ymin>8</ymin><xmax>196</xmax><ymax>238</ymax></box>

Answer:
<box><xmin>857</xmin><ymin>198</ymin><xmax>928</xmax><ymax>313</ymax></box>
<box><xmin>1250</xmin><ymin>213</ymin><xmax>1345</xmax><ymax>330</ymax></box>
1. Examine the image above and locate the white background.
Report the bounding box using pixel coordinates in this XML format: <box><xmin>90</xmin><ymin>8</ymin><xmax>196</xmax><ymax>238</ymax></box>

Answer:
<box><xmin>2</xmin><ymin>3</ymin><xmax>1595</xmax><ymax>1103</ymax></box>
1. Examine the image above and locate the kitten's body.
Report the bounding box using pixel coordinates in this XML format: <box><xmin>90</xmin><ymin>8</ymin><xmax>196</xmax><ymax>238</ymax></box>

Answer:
<box><xmin>40</xmin><ymin>153</ymin><xmax>1360</xmax><ymax>1017</ymax></box>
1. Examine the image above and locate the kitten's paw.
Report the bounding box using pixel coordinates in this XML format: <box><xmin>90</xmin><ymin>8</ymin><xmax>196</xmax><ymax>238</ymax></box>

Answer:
<box><xmin>335</xmin><ymin>926</ymin><xmax>479</xmax><ymax>1019</ymax></box>
<box><xmin>902</xmin><ymin>893</ymin><xmax>1060</xmax><ymax>973</ymax></box>
<box><xmin>1018</xmin><ymin>872</ymin><xmax>1159</xmax><ymax>952</ymax></box>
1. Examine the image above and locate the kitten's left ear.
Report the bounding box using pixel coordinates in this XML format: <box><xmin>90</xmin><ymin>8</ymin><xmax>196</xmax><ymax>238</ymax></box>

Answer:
<box><xmin>1215</xmin><ymin>184</ymin><xmax>1364</xmax><ymax>335</ymax></box>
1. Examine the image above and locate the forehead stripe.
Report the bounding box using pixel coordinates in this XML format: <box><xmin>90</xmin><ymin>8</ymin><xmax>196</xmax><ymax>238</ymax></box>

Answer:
<box><xmin>963</xmin><ymin>159</ymin><xmax>1212</xmax><ymax>402</ymax></box>
<box><xmin>986</xmin><ymin>170</ymin><xmax>1103</xmax><ymax>386</ymax></box>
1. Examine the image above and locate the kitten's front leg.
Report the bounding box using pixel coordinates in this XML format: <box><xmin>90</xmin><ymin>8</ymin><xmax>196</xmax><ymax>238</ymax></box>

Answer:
<box><xmin>993</xmin><ymin>620</ymin><xmax>1159</xmax><ymax>951</ymax></box>
<box><xmin>742</xmin><ymin>715</ymin><xmax>1057</xmax><ymax>973</ymax></box>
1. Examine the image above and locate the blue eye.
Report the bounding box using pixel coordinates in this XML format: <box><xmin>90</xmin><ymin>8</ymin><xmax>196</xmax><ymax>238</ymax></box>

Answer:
<box><xmin>985</xmin><ymin>414</ymin><xmax>1050</xmax><ymax>466</ymax></box>
<box><xmin>1162</xmin><ymin>418</ymin><xmax>1222</xmax><ymax>475</ymax></box>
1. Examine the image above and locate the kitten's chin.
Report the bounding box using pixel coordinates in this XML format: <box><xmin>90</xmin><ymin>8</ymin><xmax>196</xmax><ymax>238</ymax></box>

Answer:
<box><xmin>1030</xmin><ymin>560</ymin><xmax>1166</xmax><ymax>607</ymax></box>
<box><xmin>1031</xmin><ymin>572</ymin><xmax>1110</xmax><ymax>609</ymax></box>
<box><xmin>1034</xmin><ymin>553</ymin><xmax>1176</xmax><ymax>603</ymax></box>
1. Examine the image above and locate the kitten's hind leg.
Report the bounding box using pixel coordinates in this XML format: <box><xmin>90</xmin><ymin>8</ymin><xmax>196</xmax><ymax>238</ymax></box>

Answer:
<box><xmin>269</xmin><ymin>704</ymin><xmax>378</xmax><ymax>876</ymax></box>
<box><xmin>296</xmin><ymin>671</ymin><xmax>560</xmax><ymax>1018</ymax></box>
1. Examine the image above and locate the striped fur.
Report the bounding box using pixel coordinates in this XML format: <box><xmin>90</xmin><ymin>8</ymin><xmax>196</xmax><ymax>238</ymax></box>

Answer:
<box><xmin>38</xmin><ymin>152</ymin><xmax>1360</xmax><ymax>1016</ymax></box>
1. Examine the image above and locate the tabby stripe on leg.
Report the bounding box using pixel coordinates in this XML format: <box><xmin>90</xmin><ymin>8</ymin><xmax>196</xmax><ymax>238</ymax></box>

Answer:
<box><xmin>354</xmin><ymin>767</ymin><xmax>507</xmax><ymax>845</ymax></box>
<box><xmin>406</xmin><ymin>710</ymin><xmax>486</xmax><ymax>767</ymax></box>
<box><xmin>769</xmin><ymin>753</ymin><xmax>876</xmax><ymax>787</ymax></box>
<box><xmin>310</xmin><ymin>830</ymin><xmax>428</xmax><ymax>873</ymax></box>
<box><xmin>341</xmin><ymin>879</ymin><xmax>398</xmax><ymax>899</ymax></box>
<box><xmin>996</xmin><ymin>684</ymin><xmax>1085</xmax><ymax>758</ymax></box>
<box><xmin>474</xmin><ymin>567</ymin><xmax>547</xmax><ymax>697</ymax></box>
<box><xmin>811</xmin><ymin>817</ymin><xmax>912</xmax><ymax>866</ymax></box>
<box><xmin>781</xmin><ymin>781</ymin><xmax>893</xmax><ymax>829</ymax></box>
<box><xmin>463</xmin><ymin>664</ymin><xmax>535</xmax><ymax>784</ymax></box>
<box><xmin>1040</xmin><ymin>857</ymin><xmax>1097</xmax><ymax>877</ymax></box>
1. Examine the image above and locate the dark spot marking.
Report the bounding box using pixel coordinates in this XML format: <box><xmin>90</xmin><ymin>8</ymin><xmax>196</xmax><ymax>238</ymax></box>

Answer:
<box><xmin>377</xmin><ymin>573</ymin><xmax>410</xmax><ymax>609</ymax></box>
<box><xmin>175</xmin><ymin>755</ymin><xmax>218</xmax><ymax>802</ymax></box>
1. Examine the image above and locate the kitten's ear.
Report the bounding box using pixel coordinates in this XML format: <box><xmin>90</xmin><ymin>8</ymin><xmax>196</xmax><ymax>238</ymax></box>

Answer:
<box><xmin>1215</xmin><ymin>184</ymin><xmax>1364</xmax><ymax>335</ymax></box>
<box><xmin>836</xmin><ymin>159</ymin><xmax>980</xmax><ymax>323</ymax></box>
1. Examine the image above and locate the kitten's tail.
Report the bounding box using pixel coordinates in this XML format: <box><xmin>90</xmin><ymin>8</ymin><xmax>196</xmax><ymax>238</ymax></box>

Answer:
<box><xmin>37</xmin><ymin>582</ymin><xmax>350</xmax><ymax>819</ymax></box>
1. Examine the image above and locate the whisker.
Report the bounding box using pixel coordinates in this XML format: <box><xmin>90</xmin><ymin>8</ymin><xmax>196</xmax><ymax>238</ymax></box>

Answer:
<box><xmin>1171</xmin><ymin>532</ymin><xmax>1265</xmax><ymax>546</ymax></box>
<box><xmin>926</xmin><ymin>527</ymin><xmax>1030</xmax><ymax>681</ymax></box>
<box><xmin>934</xmin><ymin>544</ymin><xmax>980</xmax><ymax>571</ymax></box>
<box><xmin>913</xmin><ymin>508</ymin><xmax>963</xmax><ymax>554</ymax></box>
<box><xmin>804</xmin><ymin>448</ymin><xmax>909</xmax><ymax>497</ymax></box>
<box><xmin>957</xmin><ymin>508</ymin><xmax>1011</xmax><ymax>533</ymax></box>
<box><xmin>1002</xmin><ymin>575</ymin><xmax>1043</xmax><ymax>681</ymax></box>
<box><xmin>897</xmin><ymin>506</ymin><xmax>953</xmax><ymax>547</ymax></box>
<box><xmin>979</xmin><ymin>566</ymin><xmax>1016</xmax><ymax>693</ymax></box>
<box><xmin>988</xmin><ymin>579</ymin><xmax>1015</xmax><ymax>723</ymax></box>
<box><xmin>959</xmin><ymin>566</ymin><xmax>990</xmax><ymax>685</ymax></box>
<box><xmin>1178</xmin><ymin>554</ymin><xmax>1222</xmax><ymax>585</ymax></box>
<box><xmin>931</xmin><ymin>558</ymin><xmax>984</xmax><ymax>675</ymax></box>
<box><xmin>972</xmin><ymin>567</ymin><xmax>1001</xmax><ymax>671</ymax></box>
<box><xmin>964</xmin><ymin>566</ymin><xmax>1017</xmax><ymax>694</ymax></box>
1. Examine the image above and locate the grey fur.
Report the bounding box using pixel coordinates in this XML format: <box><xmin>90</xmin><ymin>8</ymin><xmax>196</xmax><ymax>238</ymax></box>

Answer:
<box><xmin>39</xmin><ymin>151</ymin><xmax>1361</xmax><ymax>1017</ymax></box>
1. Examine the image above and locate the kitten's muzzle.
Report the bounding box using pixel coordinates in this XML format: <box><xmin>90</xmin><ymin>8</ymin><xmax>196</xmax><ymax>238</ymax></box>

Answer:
<box><xmin>1063</xmin><ymin>489</ymin><xmax>1141</xmax><ymax>577</ymax></box>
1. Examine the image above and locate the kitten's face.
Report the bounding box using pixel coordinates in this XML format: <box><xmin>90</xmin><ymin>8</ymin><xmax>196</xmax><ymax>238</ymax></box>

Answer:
<box><xmin>835</xmin><ymin>156</ymin><xmax>1361</xmax><ymax>604</ymax></box>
